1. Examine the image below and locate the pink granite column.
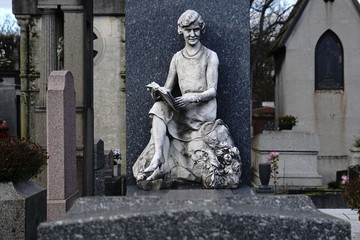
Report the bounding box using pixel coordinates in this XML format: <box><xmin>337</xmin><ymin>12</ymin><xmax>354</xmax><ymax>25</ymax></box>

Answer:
<box><xmin>47</xmin><ymin>71</ymin><xmax>79</xmax><ymax>220</ymax></box>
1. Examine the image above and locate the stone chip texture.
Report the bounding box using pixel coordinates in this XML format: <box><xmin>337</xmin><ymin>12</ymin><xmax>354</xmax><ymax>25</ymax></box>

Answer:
<box><xmin>37</xmin><ymin>192</ymin><xmax>351</xmax><ymax>240</ymax></box>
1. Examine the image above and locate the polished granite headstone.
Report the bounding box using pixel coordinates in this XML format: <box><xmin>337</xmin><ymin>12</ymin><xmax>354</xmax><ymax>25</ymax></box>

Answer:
<box><xmin>126</xmin><ymin>0</ymin><xmax>250</xmax><ymax>185</ymax></box>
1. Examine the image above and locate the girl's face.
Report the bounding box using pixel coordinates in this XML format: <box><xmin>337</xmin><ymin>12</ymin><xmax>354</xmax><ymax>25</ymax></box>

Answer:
<box><xmin>0</xmin><ymin>121</ymin><xmax>6</xmax><ymax>128</ymax></box>
<box><xmin>182</xmin><ymin>21</ymin><xmax>201</xmax><ymax>46</ymax></box>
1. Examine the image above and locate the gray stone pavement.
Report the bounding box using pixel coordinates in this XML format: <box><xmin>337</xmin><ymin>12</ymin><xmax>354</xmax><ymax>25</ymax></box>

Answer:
<box><xmin>319</xmin><ymin>209</ymin><xmax>360</xmax><ymax>240</ymax></box>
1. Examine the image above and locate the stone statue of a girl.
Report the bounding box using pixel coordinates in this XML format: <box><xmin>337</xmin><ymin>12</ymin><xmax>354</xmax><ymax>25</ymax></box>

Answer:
<box><xmin>133</xmin><ymin>10</ymin><xmax>241</xmax><ymax>189</ymax></box>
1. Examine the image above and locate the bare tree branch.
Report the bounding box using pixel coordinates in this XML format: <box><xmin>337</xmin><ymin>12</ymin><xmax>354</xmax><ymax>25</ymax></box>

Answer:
<box><xmin>0</xmin><ymin>13</ymin><xmax>20</xmax><ymax>35</ymax></box>
<box><xmin>250</xmin><ymin>0</ymin><xmax>295</xmax><ymax>104</ymax></box>
<box><xmin>0</xmin><ymin>13</ymin><xmax>20</xmax><ymax>70</ymax></box>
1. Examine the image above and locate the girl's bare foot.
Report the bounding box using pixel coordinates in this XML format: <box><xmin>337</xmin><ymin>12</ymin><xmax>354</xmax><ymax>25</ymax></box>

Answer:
<box><xmin>144</xmin><ymin>153</ymin><xmax>164</xmax><ymax>173</ymax></box>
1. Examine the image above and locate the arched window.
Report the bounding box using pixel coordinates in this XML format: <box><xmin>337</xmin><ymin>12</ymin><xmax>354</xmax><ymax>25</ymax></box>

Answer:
<box><xmin>315</xmin><ymin>30</ymin><xmax>344</xmax><ymax>90</ymax></box>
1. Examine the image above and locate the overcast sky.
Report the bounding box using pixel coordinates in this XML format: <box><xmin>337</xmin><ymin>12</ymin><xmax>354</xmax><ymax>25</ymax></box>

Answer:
<box><xmin>0</xmin><ymin>0</ymin><xmax>11</xmax><ymax>11</ymax></box>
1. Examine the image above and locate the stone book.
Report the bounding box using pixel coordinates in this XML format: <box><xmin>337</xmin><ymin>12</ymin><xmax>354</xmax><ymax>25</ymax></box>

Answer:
<box><xmin>146</xmin><ymin>82</ymin><xmax>178</xmax><ymax>112</ymax></box>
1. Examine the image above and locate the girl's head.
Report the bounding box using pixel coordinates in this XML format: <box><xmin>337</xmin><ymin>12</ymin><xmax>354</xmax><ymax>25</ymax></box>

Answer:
<box><xmin>177</xmin><ymin>10</ymin><xmax>205</xmax><ymax>35</ymax></box>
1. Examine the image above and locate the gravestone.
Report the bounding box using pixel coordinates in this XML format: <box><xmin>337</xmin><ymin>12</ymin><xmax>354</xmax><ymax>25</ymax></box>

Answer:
<box><xmin>94</xmin><ymin>139</ymin><xmax>105</xmax><ymax>170</ymax></box>
<box><xmin>37</xmin><ymin>4</ymin><xmax>350</xmax><ymax>239</ymax></box>
<box><xmin>103</xmin><ymin>150</ymin><xmax>126</xmax><ymax>196</ymax></box>
<box><xmin>94</xmin><ymin>139</ymin><xmax>106</xmax><ymax>196</ymax></box>
<box><xmin>126</xmin><ymin>0</ymin><xmax>250</xmax><ymax>186</ymax></box>
<box><xmin>47</xmin><ymin>71</ymin><xmax>79</xmax><ymax>220</ymax></box>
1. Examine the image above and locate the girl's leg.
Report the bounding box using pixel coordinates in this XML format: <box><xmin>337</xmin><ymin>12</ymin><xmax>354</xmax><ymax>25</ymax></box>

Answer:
<box><xmin>144</xmin><ymin>116</ymin><xmax>167</xmax><ymax>173</ymax></box>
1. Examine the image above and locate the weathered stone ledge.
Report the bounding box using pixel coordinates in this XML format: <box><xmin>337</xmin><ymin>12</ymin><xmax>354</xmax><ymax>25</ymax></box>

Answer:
<box><xmin>38</xmin><ymin>188</ymin><xmax>350</xmax><ymax>240</ymax></box>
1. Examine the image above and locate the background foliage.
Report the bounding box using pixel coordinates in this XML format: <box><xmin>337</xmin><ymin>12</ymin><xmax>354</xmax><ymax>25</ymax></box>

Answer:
<box><xmin>0</xmin><ymin>138</ymin><xmax>48</xmax><ymax>182</ymax></box>
<box><xmin>342</xmin><ymin>177</ymin><xmax>360</xmax><ymax>213</ymax></box>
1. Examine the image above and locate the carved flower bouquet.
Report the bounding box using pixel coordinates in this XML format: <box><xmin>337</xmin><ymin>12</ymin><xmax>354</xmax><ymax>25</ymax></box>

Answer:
<box><xmin>193</xmin><ymin>141</ymin><xmax>242</xmax><ymax>189</ymax></box>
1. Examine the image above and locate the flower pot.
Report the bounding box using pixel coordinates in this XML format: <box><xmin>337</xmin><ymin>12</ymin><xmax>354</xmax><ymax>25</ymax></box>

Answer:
<box><xmin>259</xmin><ymin>163</ymin><xmax>271</xmax><ymax>186</ymax></box>
<box><xmin>278</xmin><ymin>124</ymin><xmax>293</xmax><ymax>130</ymax></box>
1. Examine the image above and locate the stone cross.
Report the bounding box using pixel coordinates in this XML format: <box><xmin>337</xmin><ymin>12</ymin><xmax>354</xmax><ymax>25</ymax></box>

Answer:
<box><xmin>47</xmin><ymin>71</ymin><xmax>79</xmax><ymax>220</ymax></box>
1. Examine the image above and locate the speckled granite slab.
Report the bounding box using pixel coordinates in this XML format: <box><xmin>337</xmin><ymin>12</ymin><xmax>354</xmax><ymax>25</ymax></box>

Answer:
<box><xmin>38</xmin><ymin>191</ymin><xmax>351</xmax><ymax>240</ymax></box>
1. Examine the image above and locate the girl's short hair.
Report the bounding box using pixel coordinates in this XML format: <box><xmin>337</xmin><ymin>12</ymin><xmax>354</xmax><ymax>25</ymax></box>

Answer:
<box><xmin>177</xmin><ymin>10</ymin><xmax>205</xmax><ymax>35</ymax></box>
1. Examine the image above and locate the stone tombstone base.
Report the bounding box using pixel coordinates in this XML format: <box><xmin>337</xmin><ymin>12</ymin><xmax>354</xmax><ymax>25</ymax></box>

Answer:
<box><xmin>37</xmin><ymin>191</ymin><xmax>350</xmax><ymax>239</ymax></box>
<box><xmin>0</xmin><ymin>180</ymin><xmax>46</xmax><ymax>240</ymax></box>
<box><xmin>46</xmin><ymin>192</ymin><xmax>79</xmax><ymax>222</ymax></box>
<box><xmin>94</xmin><ymin>140</ymin><xmax>106</xmax><ymax>196</ymax></box>
<box><xmin>251</xmin><ymin>131</ymin><xmax>323</xmax><ymax>187</ymax></box>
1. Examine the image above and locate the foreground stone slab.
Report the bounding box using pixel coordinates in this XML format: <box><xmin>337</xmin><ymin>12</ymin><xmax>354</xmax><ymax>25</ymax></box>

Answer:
<box><xmin>0</xmin><ymin>180</ymin><xmax>46</xmax><ymax>240</ymax></box>
<box><xmin>38</xmin><ymin>192</ymin><xmax>351</xmax><ymax>239</ymax></box>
